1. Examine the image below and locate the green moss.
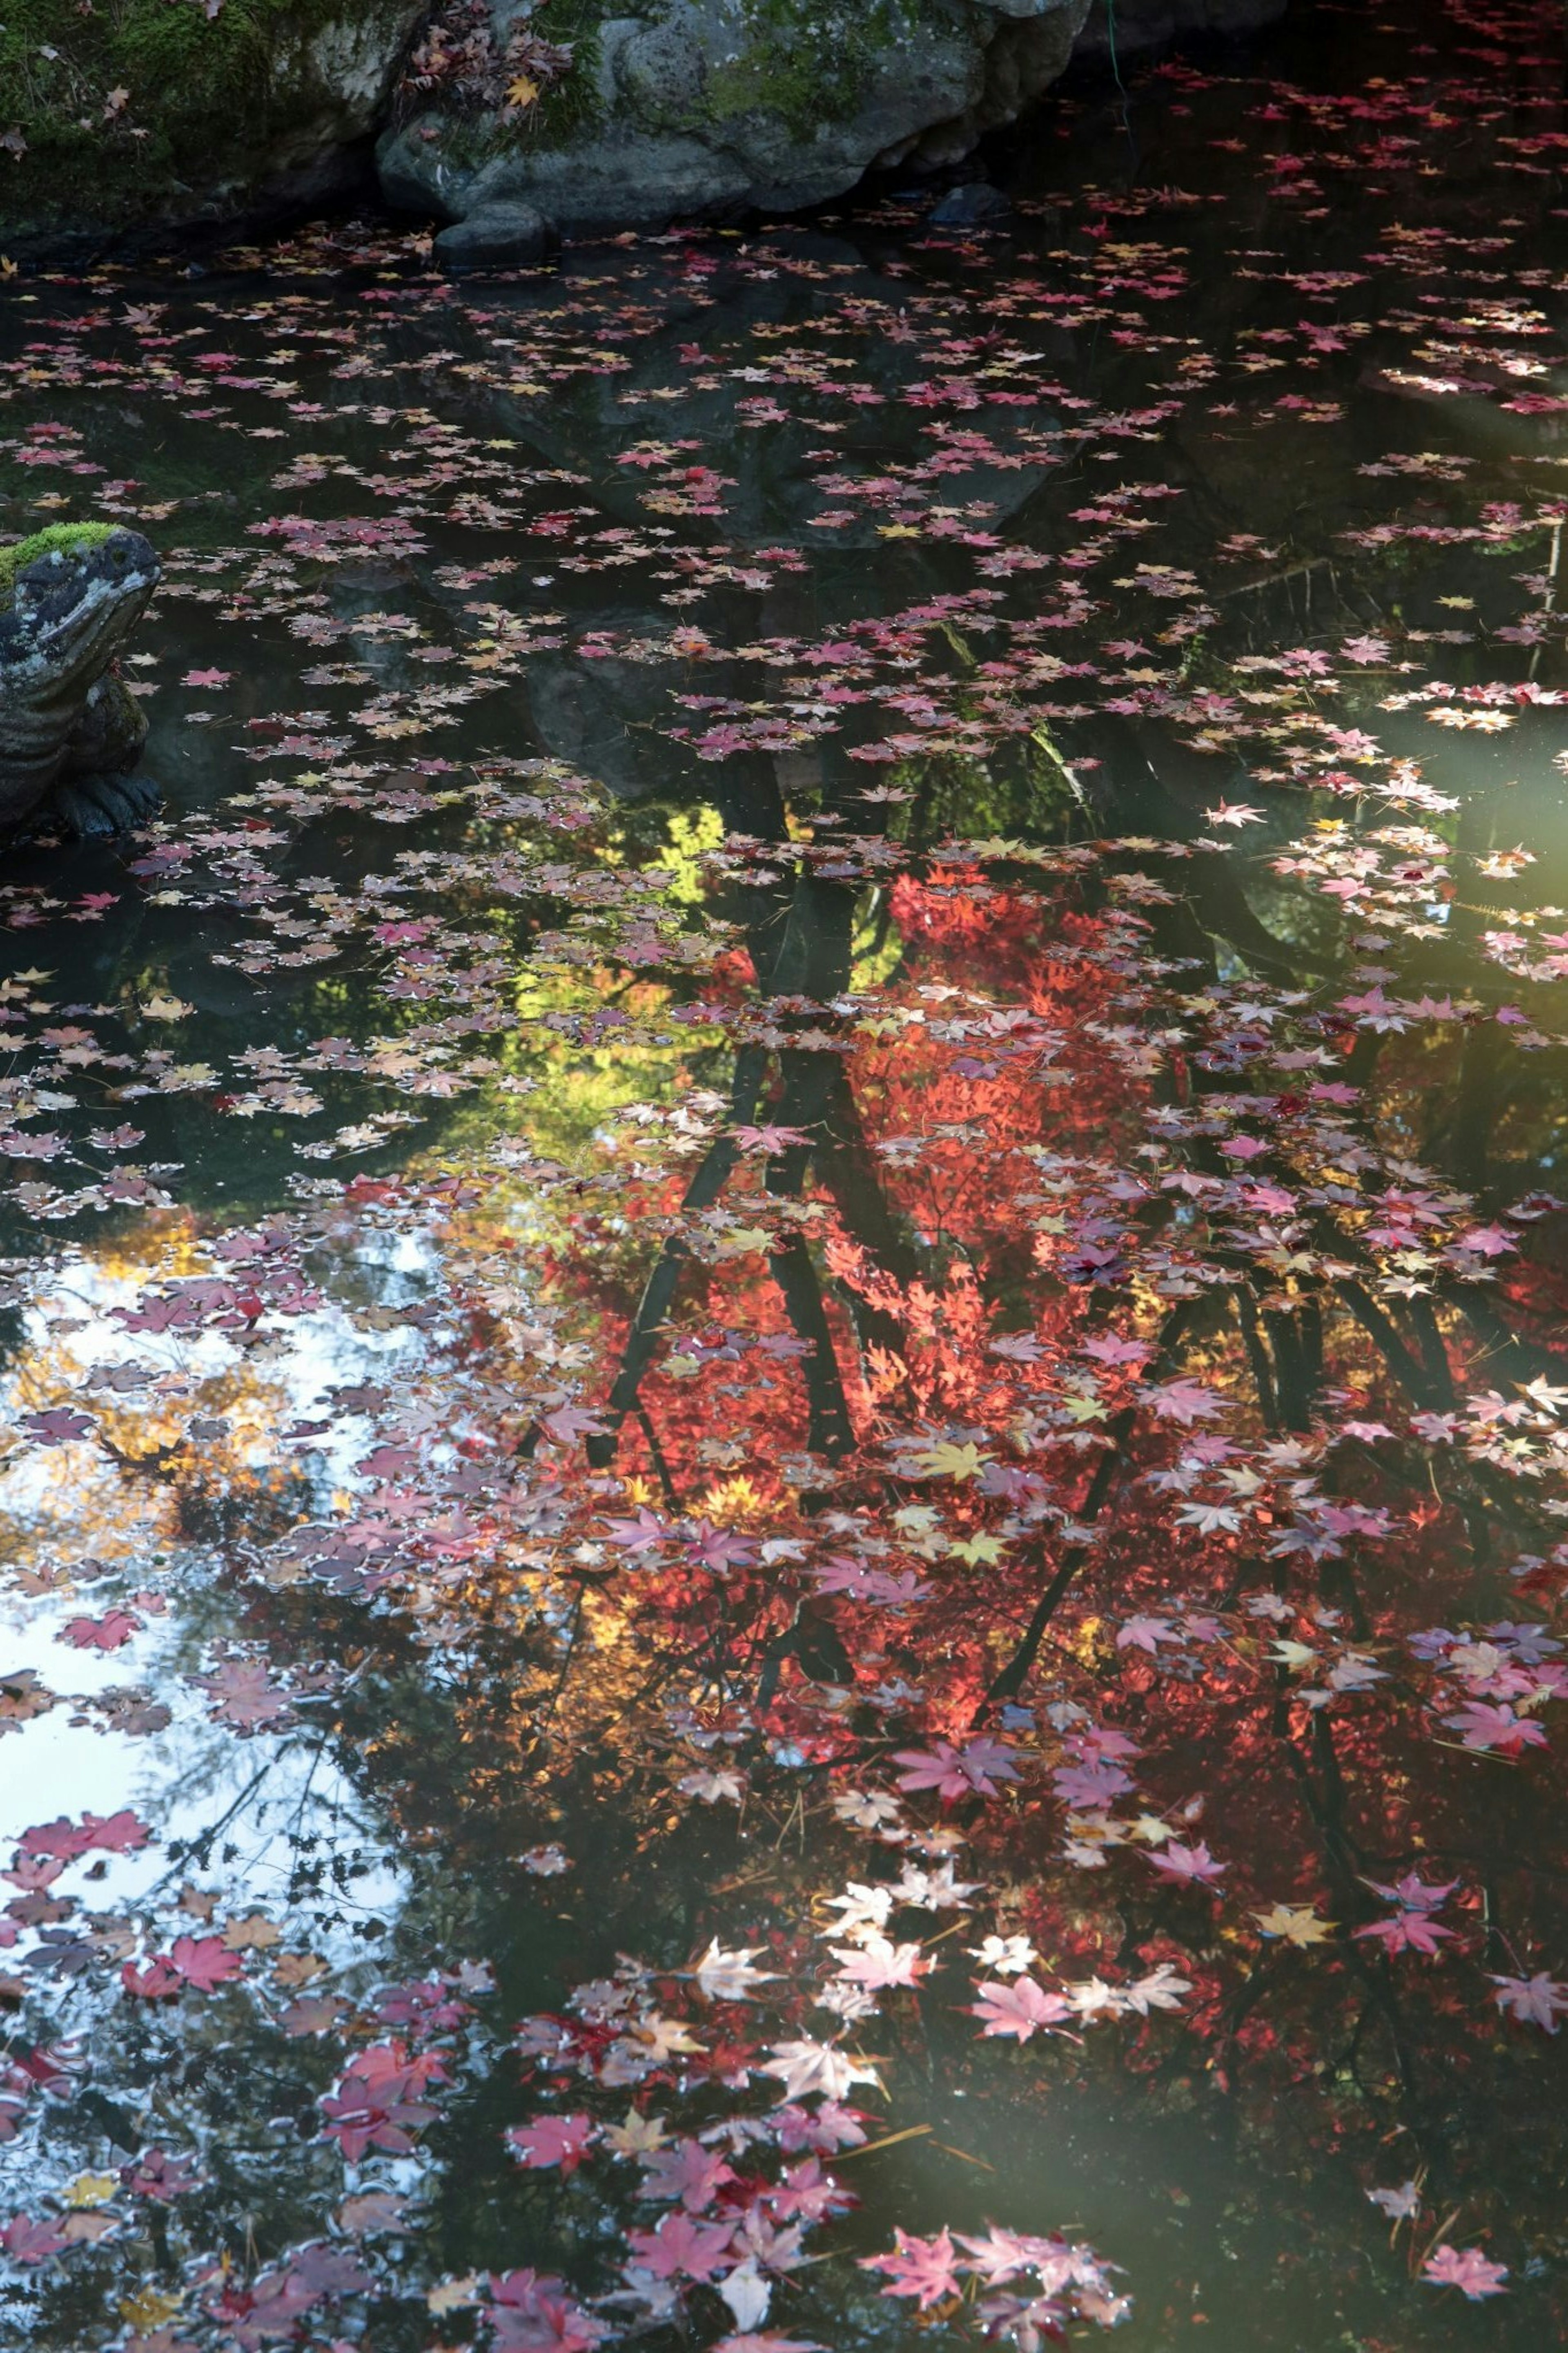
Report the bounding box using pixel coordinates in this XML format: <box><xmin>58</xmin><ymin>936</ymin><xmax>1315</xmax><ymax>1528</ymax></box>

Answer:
<box><xmin>703</xmin><ymin>0</ymin><xmax>906</xmax><ymax>134</ymax></box>
<box><xmin>0</xmin><ymin>522</ymin><xmax>117</xmax><ymax>602</ymax></box>
<box><xmin>0</xmin><ymin>0</ymin><xmax>413</xmax><ymax>235</ymax></box>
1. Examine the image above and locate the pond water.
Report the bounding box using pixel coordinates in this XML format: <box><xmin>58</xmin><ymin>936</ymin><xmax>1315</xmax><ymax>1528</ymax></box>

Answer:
<box><xmin>3</xmin><ymin>1</ymin><xmax>1568</xmax><ymax>2346</ymax></box>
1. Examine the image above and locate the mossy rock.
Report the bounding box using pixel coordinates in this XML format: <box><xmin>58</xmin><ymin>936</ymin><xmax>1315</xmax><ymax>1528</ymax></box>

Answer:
<box><xmin>0</xmin><ymin>522</ymin><xmax>118</xmax><ymax>603</ymax></box>
<box><xmin>0</xmin><ymin>0</ymin><xmax>423</xmax><ymax>250</ymax></box>
<box><xmin>382</xmin><ymin>0</ymin><xmax>1096</xmax><ymax>232</ymax></box>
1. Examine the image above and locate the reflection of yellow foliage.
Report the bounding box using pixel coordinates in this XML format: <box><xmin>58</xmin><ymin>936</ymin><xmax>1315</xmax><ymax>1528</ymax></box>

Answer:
<box><xmin>851</xmin><ymin>908</ymin><xmax>904</xmax><ymax>995</ymax></box>
<box><xmin>120</xmin><ymin>2289</ymin><xmax>185</xmax><ymax>2331</ymax></box>
<box><xmin>0</xmin><ymin>1212</ymin><xmax>303</xmax><ymax>1572</ymax></box>
<box><xmin>697</xmin><ymin>1475</ymin><xmax>766</xmax><ymax>1524</ymax></box>
<box><xmin>654</xmin><ymin>805</ymin><xmax>725</xmax><ymax>904</ymax></box>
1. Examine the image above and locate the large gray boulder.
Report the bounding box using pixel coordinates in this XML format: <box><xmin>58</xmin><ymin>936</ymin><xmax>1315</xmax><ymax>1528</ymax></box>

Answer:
<box><xmin>378</xmin><ymin>0</ymin><xmax>1094</xmax><ymax>232</ymax></box>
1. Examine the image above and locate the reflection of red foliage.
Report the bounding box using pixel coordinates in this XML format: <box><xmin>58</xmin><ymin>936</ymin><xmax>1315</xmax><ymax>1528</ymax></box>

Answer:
<box><xmin>1494</xmin><ymin>1211</ymin><xmax>1568</xmax><ymax>1358</ymax></box>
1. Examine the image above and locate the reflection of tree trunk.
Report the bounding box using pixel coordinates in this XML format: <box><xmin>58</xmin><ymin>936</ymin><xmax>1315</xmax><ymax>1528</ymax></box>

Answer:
<box><xmin>1236</xmin><ymin>1286</ymin><xmax>1280</xmax><ymax>1432</ymax></box>
<box><xmin>1336</xmin><ymin>1278</ymin><xmax>1451</xmax><ymax>1412</ymax></box>
<box><xmin>1265</xmin><ymin>1299</ymin><xmax>1321</xmax><ymax>1431</ymax></box>
<box><xmin>589</xmin><ymin>766</ymin><xmax>922</xmax><ymax>1468</ymax></box>
<box><xmin>767</xmin><ymin>1232</ymin><xmax>855</xmax><ymax>1463</ymax></box>
<box><xmin>585</xmin><ymin>1043</ymin><xmax>769</xmax><ymax>1470</ymax></box>
<box><xmin>1437</xmin><ymin>1022</ymin><xmax>1501</xmax><ymax>1194</ymax></box>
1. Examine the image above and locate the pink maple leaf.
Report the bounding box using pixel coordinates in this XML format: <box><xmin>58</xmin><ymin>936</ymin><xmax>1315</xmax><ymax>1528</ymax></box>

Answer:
<box><xmin>1422</xmin><ymin>2244</ymin><xmax>1508</xmax><ymax>2299</ymax></box>
<box><xmin>892</xmin><ymin>1737</ymin><xmax>1019</xmax><ymax>1802</ymax></box>
<box><xmin>539</xmin><ymin>1405</ymin><xmax>608</xmax><ymax>1446</ymax></box>
<box><xmin>713</xmin><ymin>2338</ymin><xmax>824</xmax><ymax>2353</ymax></box>
<box><xmin>970</xmin><ymin>1976</ymin><xmax>1074</xmax><ymax>2042</ymax></box>
<box><xmin>1489</xmin><ymin>1971</ymin><xmax>1568</xmax><ymax>2031</ymax></box>
<box><xmin>198</xmin><ymin>1659</ymin><xmax>295</xmax><ymax>1731</ymax></box>
<box><xmin>831</xmin><ymin>1936</ymin><xmax>929</xmax><ymax>1992</ymax></box>
<box><xmin>1137</xmin><ymin>1376</ymin><xmax>1226</xmax><ymax>1425</ymax></box>
<box><xmin>490</xmin><ymin>2268</ymin><xmax>608</xmax><ymax>2351</ymax></box>
<box><xmin>602</xmin><ymin>1508</ymin><xmax>669</xmax><ymax>1553</ymax></box>
<box><xmin>1443</xmin><ymin>1701</ymin><xmax>1548</xmax><ymax>1755</ymax></box>
<box><xmin>506</xmin><ymin>2112</ymin><xmax>599</xmax><ymax>2174</ymax></box>
<box><xmin>1355</xmin><ymin>1912</ymin><xmax>1454</xmax><ymax>1957</ymax></box>
<box><xmin>684</xmin><ymin>1518</ymin><xmax>757</xmax><ymax>1573</ymax></box>
<box><xmin>20</xmin><ymin>1809</ymin><xmax>150</xmax><ymax>1860</ymax></box>
<box><xmin>0</xmin><ymin>2212</ymin><xmax>69</xmax><ymax>2264</ymax></box>
<box><xmin>59</xmin><ymin>1609</ymin><xmax>143</xmax><ymax>1653</ymax></box>
<box><xmin>1147</xmin><ymin>1841</ymin><xmax>1227</xmax><ymax>1887</ymax></box>
<box><xmin>732</xmin><ymin>1124</ymin><xmax>811</xmax><ymax>1153</ymax></box>
<box><xmin>1364</xmin><ymin>1872</ymin><xmax>1457</xmax><ymax>1913</ymax></box>
<box><xmin>1054</xmin><ymin>1760</ymin><xmax>1135</xmax><ymax>1809</ymax></box>
<box><xmin>170</xmin><ymin>1935</ymin><xmax>243</xmax><ymax>1994</ymax></box>
<box><xmin>624</xmin><ymin>2212</ymin><xmax>735</xmax><ymax>2282</ymax></box>
<box><xmin>121</xmin><ymin>1956</ymin><xmax>183</xmax><ymax>2000</ymax></box>
<box><xmin>639</xmin><ymin>2136</ymin><xmax>737</xmax><ymax>2210</ymax></box>
<box><xmin>861</xmin><ymin>2225</ymin><xmax>962</xmax><ymax>2309</ymax></box>
<box><xmin>1116</xmin><ymin>1615</ymin><xmax>1178</xmax><ymax>1654</ymax></box>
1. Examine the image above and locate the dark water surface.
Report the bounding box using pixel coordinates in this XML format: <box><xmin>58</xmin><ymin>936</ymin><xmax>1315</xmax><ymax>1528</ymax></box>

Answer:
<box><xmin>3</xmin><ymin>4</ymin><xmax>1568</xmax><ymax>2348</ymax></box>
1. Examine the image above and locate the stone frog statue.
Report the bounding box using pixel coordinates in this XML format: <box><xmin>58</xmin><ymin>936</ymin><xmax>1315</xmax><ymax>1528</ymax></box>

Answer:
<box><xmin>0</xmin><ymin>522</ymin><xmax>163</xmax><ymax>839</ymax></box>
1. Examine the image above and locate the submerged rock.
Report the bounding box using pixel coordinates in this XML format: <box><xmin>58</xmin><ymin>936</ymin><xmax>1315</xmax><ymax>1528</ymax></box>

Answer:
<box><xmin>1072</xmin><ymin>0</ymin><xmax>1288</xmax><ymax>60</ymax></box>
<box><xmin>434</xmin><ymin>197</ymin><xmax>554</xmax><ymax>264</ymax></box>
<box><xmin>0</xmin><ymin>526</ymin><xmax>162</xmax><ymax>839</ymax></box>
<box><xmin>929</xmin><ymin>179</ymin><xmax>1013</xmax><ymax>224</ymax></box>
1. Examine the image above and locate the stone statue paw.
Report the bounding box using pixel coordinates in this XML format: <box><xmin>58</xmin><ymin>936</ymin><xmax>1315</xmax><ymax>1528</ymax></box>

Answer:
<box><xmin>48</xmin><ymin>767</ymin><xmax>162</xmax><ymax>841</ymax></box>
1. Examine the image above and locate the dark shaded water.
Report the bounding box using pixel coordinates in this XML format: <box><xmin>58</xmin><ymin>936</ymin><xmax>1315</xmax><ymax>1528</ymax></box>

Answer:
<box><xmin>3</xmin><ymin>4</ymin><xmax>1568</xmax><ymax>2349</ymax></box>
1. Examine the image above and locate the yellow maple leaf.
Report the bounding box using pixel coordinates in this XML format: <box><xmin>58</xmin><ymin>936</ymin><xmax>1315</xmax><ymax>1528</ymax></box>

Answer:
<box><xmin>1252</xmin><ymin>1903</ymin><xmax>1336</xmax><ymax>1946</ymax></box>
<box><xmin>506</xmin><ymin>73</ymin><xmax>541</xmax><ymax>109</ymax></box>
<box><xmin>428</xmin><ymin>2275</ymin><xmax>482</xmax><ymax>2314</ymax></box>
<box><xmin>947</xmin><ymin>1532</ymin><xmax>1005</xmax><ymax>1566</ymax></box>
<box><xmin>915</xmin><ymin>1439</ymin><xmax>987</xmax><ymax>1482</ymax></box>
<box><xmin>63</xmin><ymin>2172</ymin><xmax>118</xmax><ymax>2208</ymax></box>
<box><xmin>120</xmin><ymin>2288</ymin><xmax>183</xmax><ymax>2330</ymax></box>
<box><xmin>604</xmin><ymin>2107</ymin><xmax>670</xmax><ymax>2157</ymax></box>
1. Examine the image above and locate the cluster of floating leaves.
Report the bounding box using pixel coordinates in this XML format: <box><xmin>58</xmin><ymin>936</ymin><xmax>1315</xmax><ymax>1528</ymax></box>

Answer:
<box><xmin>4</xmin><ymin>0</ymin><xmax>1568</xmax><ymax>2346</ymax></box>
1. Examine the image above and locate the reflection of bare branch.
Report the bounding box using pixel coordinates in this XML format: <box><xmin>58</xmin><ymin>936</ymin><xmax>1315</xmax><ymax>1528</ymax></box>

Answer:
<box><xmin>981</xmin><ymin>1294</ymin><xmax>1203</xmax><ymax>1712</ymax></box>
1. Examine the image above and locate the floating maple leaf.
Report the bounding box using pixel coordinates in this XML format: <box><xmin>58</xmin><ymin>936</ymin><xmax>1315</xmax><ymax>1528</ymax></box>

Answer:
<box><xmin>1488</xmin><ymin>1971</ymin><xmax>1568</xmax><ymax>2031</ymax></box>
<box><xmin>624</xmin><ymin>2212</ymin><xmax>735</xmax><ymax>2283</ymax></box>
<box><xmin>762</xmin><ymin>2039</ymin><xmax>880</xmax><ymax>2103</ymax></box>
<box><xmin>1147</xmin><ymin>1841</ymin><xmax>1226</xmax><ymax>1887</ymax></box>
<box><xmin>971</xmin><ymin>1976</ymin><xmax>1074</xmax><ymax>2041</ymax></box>
<box><xmin>830</xmin><ymin>1936</ymin><xmax>929</xmax><ymax>1992</ymax></box>
<box><xmin>1422</xmin><ymin>2244</ymin><xmax>1508</xmax><ymax>2299</ymax></box>
<box><xmin>506</xmin><ymin>2112</ymin><xmax>598</xmax><ymax>2173</ymax></box>
<box><xmin>891</xmin><ymin>1737</ymin><xmax>1019</xmax><ymax>1801</ymax></box>
<box><xmin>59</xmin><ymin>1609</ymin><xmax>143</xmax><ymax>1653</ymax></box>
<box><xmin>861</xmin><ymin>2226</ymin><xmax>962</xmax><ymax>2309</ymax></box>
<box><xmin>692</xmin><ymin>1940</ymin><xmax>778</xmax><ymax>2002</ymax></box>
